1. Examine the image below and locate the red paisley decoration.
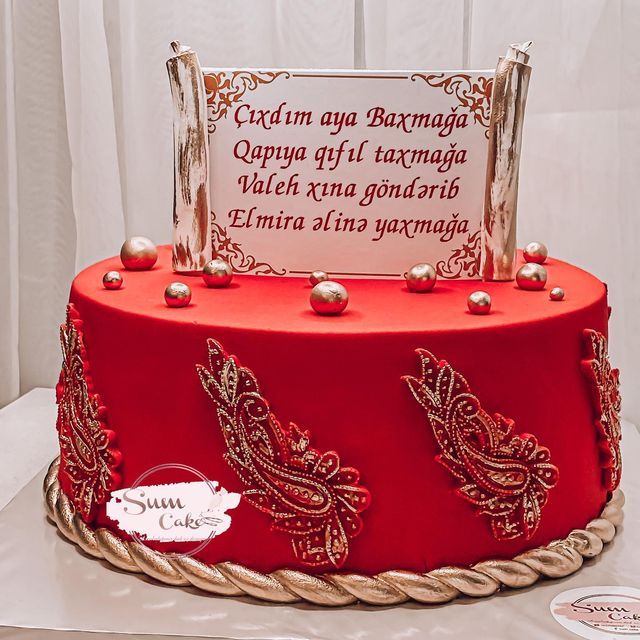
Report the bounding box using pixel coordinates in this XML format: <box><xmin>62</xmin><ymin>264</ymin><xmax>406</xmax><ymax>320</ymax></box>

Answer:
<box><xmin>581</xmin><ymin>329</ymin><xmax>622</xmax><ymax>491</ymax></box>
<box><xmin>404</xmin><ymin>349</ymin><xmax>559</xmax><ymax>540</ymax></box>
<box><xmin>56</xmin><ymin>304</ymin><xmax>121</xmax><ymax>523</ymax></box>
<box><xmin>197</xmin><ymin>339</ymin><xmax>371</xmax><ymax>568</ymax></box>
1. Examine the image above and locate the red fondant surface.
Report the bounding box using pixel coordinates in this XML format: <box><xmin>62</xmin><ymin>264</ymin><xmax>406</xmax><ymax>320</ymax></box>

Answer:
<box><xmin>62</xmin><ymin>245</ymin><xmax>609</xmax><ymax>574</ymax></box>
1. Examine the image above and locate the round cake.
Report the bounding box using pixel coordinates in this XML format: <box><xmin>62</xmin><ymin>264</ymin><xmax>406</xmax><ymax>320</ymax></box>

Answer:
<box><xmin>46</xmin><ymin>244</ymin><xmax>623</xmax><ymax>605</ymax></box>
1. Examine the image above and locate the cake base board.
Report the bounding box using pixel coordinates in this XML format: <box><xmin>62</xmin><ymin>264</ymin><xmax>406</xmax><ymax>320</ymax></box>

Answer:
<box><xmin>1</xmin><ymin>432</ymin><xmax>638</xmax><ymax>639</ymax></box>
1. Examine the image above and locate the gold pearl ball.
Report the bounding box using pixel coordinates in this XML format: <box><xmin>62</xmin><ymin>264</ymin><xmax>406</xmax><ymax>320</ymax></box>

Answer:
<box><xmin>164</xmin><ymin>282</ymin><xmax>191</xmax><ymax>307</ymax></box>
<box><xmin>550</xmin><ymin>287</ymin><xmax>565</xmax><ymax>301</ymax></box>
<box><xmin>467</xmin><ymin>290</ymin><xmax>491</xmax><ymax>315</ymax></box>
<box><xmin>516</xmin><ymin>263</ymin><xmax>547</xmax><ymax>291</ymax></box>
<box><xmin>405</xmin><ymin>263</ymin><xmax>437</xmax><ymax>293</ymax></box>
<box><xmin>523</xmin><ymin>241</ymin><xmax>548</xmax><ymax>264</ymax></box>
<box><xmin>202</xmin><ymin>258</ymin><xmax>233</xmax><ymax>288</ymax></box>
<box><xmin>309</xmin><ymin>270</ymin><xmax>329</xmax><ymax>286</ymax></box>
<box><xmin>310</xmin><ymin>281</ymin><xmax>348</xmax><ymax>315</ymax></box>
<box><xmin>102</xmin><ymin>271</ymin><xmax>123</xmax><ymax>290</ymax></box>
<box><xmin>120</xmin><ymin>236</ymin><xmax>158</xmax><ymax>271</ymax></box>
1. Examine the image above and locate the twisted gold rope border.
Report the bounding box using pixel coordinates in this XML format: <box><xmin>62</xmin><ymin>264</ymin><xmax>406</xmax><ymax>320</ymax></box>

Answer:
<box><xmin>43</xmin><ymin>458</ymin><xmax>624</xmax><ymax>606</ymax></box>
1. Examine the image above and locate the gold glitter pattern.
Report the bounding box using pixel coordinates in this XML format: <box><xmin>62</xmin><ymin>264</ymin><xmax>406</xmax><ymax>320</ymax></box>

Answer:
<box><xmin>404</xmin><ymin>349</ymin><xmax>559</xmax><ymax>540</ymax></box>
<box><xmin>55</xmin><ymin>304</ymin><xmax>121</xmax><ymax>522</ymax></box>
<box><xmin>582</xmin><ymin>329</ymin><xmax>622</xmax><ymax>491</ymax></box>
<box><xmin>196</xmin><ymin>339</ymin><xmax>371</xmax><ymax>568</ymax></box>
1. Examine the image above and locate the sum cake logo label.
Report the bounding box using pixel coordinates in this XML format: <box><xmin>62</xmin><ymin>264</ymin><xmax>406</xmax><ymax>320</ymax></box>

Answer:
<box><xmin>551</xmin><ymin>586</ymin><xmax>640</xmax><ymax>639</ymax></box>
<box><xmin>106</xmin><ymin>463</ymin><xmax>240</xmax><ymax>557</ymax></box>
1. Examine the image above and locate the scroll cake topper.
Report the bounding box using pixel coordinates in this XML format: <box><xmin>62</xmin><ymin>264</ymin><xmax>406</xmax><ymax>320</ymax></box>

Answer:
<box><xmin>481</xmin><ymin>42</ymin><xmax>532</xmax><ymax>281</ymax></box>
<box><xmin>167</xmin><ymin>42</ymin><xmax>530</xmax><ymax>279</ymax></box>
<box><xmin>167</xmin><ymin>42</ymin><xmax>212</xmax><ymax>273</ymax></box>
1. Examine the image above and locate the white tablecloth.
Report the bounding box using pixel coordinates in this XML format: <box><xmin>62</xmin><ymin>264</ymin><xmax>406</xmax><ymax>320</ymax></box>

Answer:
<box><xmin>0</xmin><ymin>389</ymin><xmax>638</xmax><ymax>639</ymax></box>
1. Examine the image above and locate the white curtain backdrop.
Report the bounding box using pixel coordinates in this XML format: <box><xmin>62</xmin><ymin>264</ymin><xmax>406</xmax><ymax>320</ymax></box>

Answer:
<box><xmin>1</xmin><ymin>0</ymin><xmax>639</xmax><ymax>423</ymax></box>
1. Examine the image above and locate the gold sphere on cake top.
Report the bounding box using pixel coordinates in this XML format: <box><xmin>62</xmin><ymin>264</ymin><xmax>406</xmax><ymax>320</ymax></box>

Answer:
<box><xmin>523</xmin><ymin>241</ymin><xmax>548</xmax><ymax>264</ymax></box>
<box><xmin>310</xmin><ymin>281</ymin><xmax>348</xmax><ymax>316</ymax></box>
<box><xmin>516</xmin><ymin>263</ymin><xmax>547</xmax><ymax>291</ymax></box>
<box><xmin>309</xmin><ymin>270</ymin><xmax>329</xmax><ymax>286</ymax></box>
<box><xmin>405</xmin><ymin>263</ymin><xmax>437</xmax><ymax>293</ymax></box>
<box><xmin>550</xmin><ymin>286</ymin><xmax>565</xmax><ymax>301</ymax></box>
<box><xmin>202</xmin><ymin>258</ymin><xmax>233</xmax><ymax>288</ymax></box>
<box><xmin>120</xmin><ymin>236</ymin><xmax>158</xmax><ymax>271</ymax></box>
<box><xmin>164</xmin><ymin>282</ymin><xmax>191</xmax><ymax>308</ymax></box>
<box><xmin>467</xmin><ymin>291</ymin><xmax>492</xmax><ymax>315</ymax></box>
<box><xmin>102</xmin><ymin>271</ymin><xmax>123</xmax><ymax>290</ymax></box>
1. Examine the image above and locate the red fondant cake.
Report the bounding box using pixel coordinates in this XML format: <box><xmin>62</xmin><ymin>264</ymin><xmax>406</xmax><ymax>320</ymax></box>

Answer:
<box><xmin>51</xmin><ymin>244</ymin><xmax>622</xmax><ymax>595</ymax></box>
<box><xmin>44</xmin><ymin>39</ymin><xmax>625</xmax><ymax>606</ymax></box>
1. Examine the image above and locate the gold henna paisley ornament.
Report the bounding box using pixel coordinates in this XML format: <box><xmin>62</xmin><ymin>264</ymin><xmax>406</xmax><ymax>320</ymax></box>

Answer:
<box><xmin>56</xmin><ymin>304</ymin><xmax>121</xmax><ymax>523</ymax></box>
<box><xmin>582</xmin><ymin>329</ymin><xmax>622</xmax><ymax>491</ymax></box>
<box><xmin>203</xmin><ymin>70</ymin><xmax>290</xmax><ymax>132</ymax></box>
<box><xmin>404</xmin><ymin>349</ymin><xmax>559</xmax><ymax>540</ymax></box>
<box><xmin>211</xmin><ymin>210</ymin><xmax>286</xmax><ymax>275</ymax></box>
<box><xmin>196</xmin><ymin>339</ymin><xmax>371</xmax><ymax>568</ymax></box>
<box><xmin>436</xmin><ymin>229</ymin><xmax>482</xmax><ymax>279</ymax></box>
<box><xmin>43</xmin><ymin>457</ymin><xmax>623</xmax><ymax>606</ymax></box>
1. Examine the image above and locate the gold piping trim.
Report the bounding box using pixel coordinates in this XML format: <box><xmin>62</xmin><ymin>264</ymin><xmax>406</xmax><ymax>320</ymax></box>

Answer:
<box><xmin>44</xmin><ymin>458</ymin><xmax>624</xmax><ymax>606</ymax></box>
